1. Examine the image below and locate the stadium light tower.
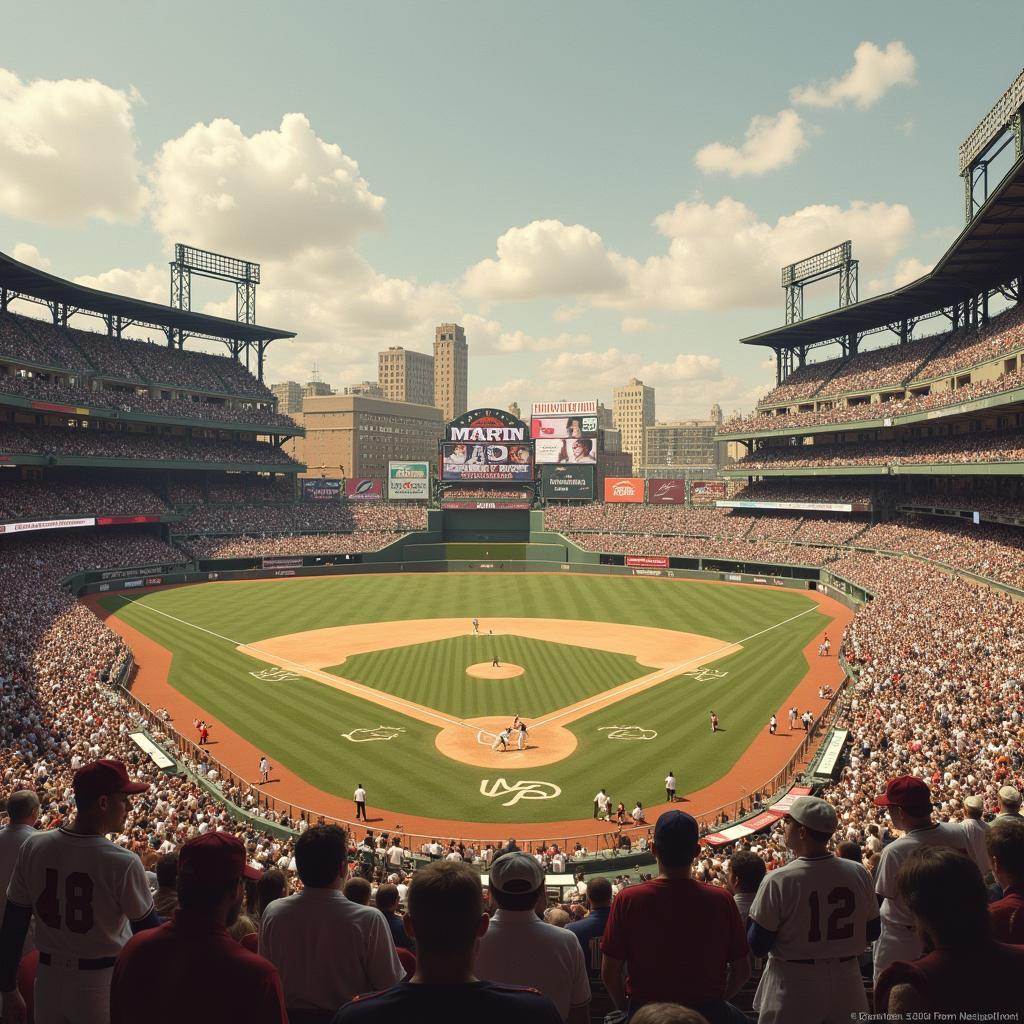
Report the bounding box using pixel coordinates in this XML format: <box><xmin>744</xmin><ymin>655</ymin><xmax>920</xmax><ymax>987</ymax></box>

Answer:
<box><xmin>959</xmin><ymin>67</ymin><xmax>1024</xmax><ymax>223</ymax></box>
<box><xmin>781</xmin><ymin>241</ymin><xmax>858</xmax><ymax>326</ymax></box>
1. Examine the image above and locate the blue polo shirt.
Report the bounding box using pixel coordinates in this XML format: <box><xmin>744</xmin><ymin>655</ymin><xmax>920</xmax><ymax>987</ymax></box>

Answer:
<box><xmin>567</xmin><ymin>906</ymin><xmax>610</xmax><ymax>975</ymax></box>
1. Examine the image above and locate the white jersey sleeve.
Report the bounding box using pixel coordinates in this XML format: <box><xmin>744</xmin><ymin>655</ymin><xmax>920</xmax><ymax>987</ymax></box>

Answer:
<box><xmin>750</xmin><ymin>855</ymin><xmax>878</xmax><ymax>961</ymax></box>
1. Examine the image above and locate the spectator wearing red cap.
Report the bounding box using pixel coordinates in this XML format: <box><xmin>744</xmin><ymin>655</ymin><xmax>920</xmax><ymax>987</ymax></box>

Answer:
<box><xmin>109</xmin><ymin>831</ymin><xmax>286</xmax><ymax>1024</ymax></box>
<box><xmin>259</xmin><ymin>826</ymin><xmax>403</xmax><ymax>1024</ymax></box>
<box><xmin>874</xmin><ymin>847</ymin><xmax>1024</xmax><ymax>1014</ymax></box>
<box><xmin>0</xmin><ymin>759</ymin><xmax>158</xmax><ymax>1024</ymax></box>
<box><xmin>871</xmin><ymin>776</ymin><xmax>969</xmax><ymax>984</ymax></box>
<box><xmin>600</xmin><ymin>811</ymin><xmax>749</xmax><ymax>1024</ymax></box>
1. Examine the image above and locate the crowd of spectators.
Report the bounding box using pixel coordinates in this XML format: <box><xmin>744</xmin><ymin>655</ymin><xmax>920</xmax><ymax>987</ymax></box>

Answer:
<box><xmin>182</xmin><ymin>532</ymin><xmax>397</xmax><ymax>559</ymax></box>
<box><xmin>0</xmin><ymin>476</ymin><xmax>169</xmax><ymax>521</ymax></box>
<box><xmin>167</xmin><ymin>473</ymin><xmax>297</xmax><ymax>505</ymax></box>
<box><xmin>737</xmin><ymin>429</ymin><xmax>1024</xmax><ymax>471</ymax></box>
<box><xmin>896</xmin><ymin>486</ymin><xmax>1024</xmax><ymax>519</ymax></box>
<box><xmin>566</xmin><ymin>532</ymin><xmax>841</xmax><ymax>567</ymax></box>
<box><xmin>909</xmin><ymin>302</ymin><xmax>1024</xmax><ymax>382</ymax></box>
<box><xmin>175</xmin><ymin>501</ymin><xmax>427</xmax><ymax>537</ymax></box>
<box><xmin>546</xmin><ymin>505</ymin><xmax>752</xmax><ymax>538</ymax></box>
<box><xmin>0</xmin><ymin>311</ymin><xmax>93</xmax><ymax>371</ymax></box>
<box><xmin>729</xmin><ymin>480</ymin><xmax>874</xmax><ymax>505</ymax></box>
<box><xmin>0</xmin><ymin>421</ymin><xmax>299</xmax><ymax>466</ymax></box>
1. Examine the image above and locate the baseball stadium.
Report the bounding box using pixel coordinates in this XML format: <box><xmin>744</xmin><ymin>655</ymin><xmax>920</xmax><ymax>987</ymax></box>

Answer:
<box><xmin>3</xmin><ymin>51</ymin><xmax>1024</xmax><ymax>1024</ymax></box>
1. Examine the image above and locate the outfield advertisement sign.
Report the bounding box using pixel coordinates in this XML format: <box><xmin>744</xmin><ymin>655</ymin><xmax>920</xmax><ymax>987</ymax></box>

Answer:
<box><xmin>262</xmin><ymin>557</ymin><xmax>303</xmax><ymax>569</ymax></box>
<box><xmin>717</xmin><ymin>499</ymin><xmax>863</xmax><ymax>513</ymax></box>
<box><xmin>441</xmin><ymin>442</ymin><xmax>533</xmax><ymax>482</ymax></box>
<box><xmin>302</xmin><ymin>479</ymin><xmax>341</xmax><ymax>501</ymax></box>
<box><xmin>540</xmin><ymin>464</ymin><xmax>594</xmax><ymax>499</ymax></box>
<box><xmin>441</xmin><ymin>500</ymin><xmax>532</xmax><ymax>510</ymax></box>
<box><xmin>625</xmin><ymin>555</ymin><xmax>669</xmax><ymax>568</ymax></box>
<box><xmin>690</xmin><ymin>480</ymin><xmax>727</xmax><ymax>503</ymax></box>
<box><xmin>604</xmin><ymin>477</ymin><xmax>645</xmax><ymax>503</ymax></box>
<box><xmin>345</xmin><ymin>479</ymin><xmax>383</xmax><ymax>502</ymax></box>
<box><xmin>0</xmin><ymin>516</ymin><xmax>95</xmax><ymax>534</ymax></box>
<box><xmin>388</xmin><ymin>461</ymin><xmax>430</xmax><ymax>499</ymax></box>
<box><xmin>646</xmin><ymin>479</ymin><xmax>686</xmax><ymax>505</ymax></box>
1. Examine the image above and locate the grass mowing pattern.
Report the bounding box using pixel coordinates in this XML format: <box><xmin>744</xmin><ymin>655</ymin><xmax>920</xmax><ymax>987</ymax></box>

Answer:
<box><xmin>100</xmin><ymin>574</ymin><xmax>831</xmax><ymax>824</ymax></box>
<box><xmin>333</xmin><ymin>635</ymin><xmax>650</xmax><ymax>719</ymax></box>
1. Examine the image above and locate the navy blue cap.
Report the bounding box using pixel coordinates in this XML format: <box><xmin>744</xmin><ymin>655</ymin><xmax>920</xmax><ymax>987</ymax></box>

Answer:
<box><xmin>653</xmin><ymin>810</ymin><xmax>699</xmax><ymax>857</ymax></box>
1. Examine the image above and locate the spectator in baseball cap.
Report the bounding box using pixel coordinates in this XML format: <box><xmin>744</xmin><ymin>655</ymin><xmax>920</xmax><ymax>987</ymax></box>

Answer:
<box><xmin>110</xmin><ymin>832</ymin><xmax>286</xmax><ymax>1024</ymax></box>
<box><xmin>333</xmin><ymin>861</ymin><xmax>561</xmax><ymax>1023</ymax></box>
<box><xmin>997</xmin><ymin>785</ymin><xmax>1023</xmax><ymax>820</ymax></box>
<box><xmin>601</xmin><ymin>811</ymin><xmax>750</xmax><ymax>1024</ymax></box>
<box><xmin>961</xmin><ymin>794</ymin><xmax>991</xmax><ymax>875</ymax></box>
<box><xmin>874</xmin><ymin>847</ymin><xmax>1024</xmax><ymax>1015</ymax></box>
<box><xmin>475</xmin><ymin>852</ymin><xmax>591</xmax><ymax>1022</ymax></box>
<box><xmin>871</xmin><ymin>776</ymin><xmax>973</xmax><ymax>985</ymax></box>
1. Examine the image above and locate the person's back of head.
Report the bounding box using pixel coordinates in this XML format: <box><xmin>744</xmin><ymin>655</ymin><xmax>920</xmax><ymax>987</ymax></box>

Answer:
<box><xmin>6</xmin><ymin>790</ymin><xmax>40</xmax><ymax>825</ymax></box>
<box><xmin>836</xmin><ymin>841</ymin><xmax>863</xmax><ymax>863</ymax></box>
<box><xmin>488</xmin><ymin>852</ymin><xmax>545</xmax><ymax>912</ymax></box>
<box><xmin>343</xmin><ymin>876</ymin><xmax>372</xmax><ymax>905</ymax></box>
<box><xmin>156</xmin><ymin>851</ymin><xmax>179</xmax><ymax>890</ymax></box>
<box><xmin>294</xmin><ymin>824</ymin><xmax>347</xmax><ymax>888</ymax></box>
<box><xmin>375</xmin><ymin>883</ymin><xmax>400</xmax><ymax>914</ymax></box>
<box><xmin>999</xmin><ymin>786</ymin><xmax>1022</xmax><ymax>815</ymax></box>
<box><xmin>631</xmin><ymin>1003</ymin><xmax>710</xmax><ymax>1024</ymax></box>
<box><xmin>652</xmin><ymin>811</ymin><xmax>700</xmax><ymax>875</ymax></box>
<box><xmin>407</xmin><ymin>861</ymin><xmax>486</xmax><ymax>956</ymax></box>
<box><xmin>543</xmin><ymin>907</ymin><xmax>570</xmax><ymax>927</ymax></box>
<box><xmin>987</xmin><ymin>818</ymin><xmax>1024</xmax><ymax>887</ymax></box>
<box><xmin>897</xmin><ymin>847</ymin><xmax>990</xmax><ymax>948</ymax></box>
<box><xmin>256</xmin><ymin>867</ymin><xmax>288</xmax><ymax>916</ymax></box>
<box><xmin>727</xmin><ymin>850</ymin><xmax>766</xmax><ymax>893</ymax></box>
<box><xmin>586</xmin><ymin>876</ymin><xmax>612</xmax><ymax>909</ymax></box>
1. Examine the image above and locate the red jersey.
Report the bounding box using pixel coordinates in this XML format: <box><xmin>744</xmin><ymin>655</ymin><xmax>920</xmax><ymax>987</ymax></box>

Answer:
<box><xmin>601</xmin><ymin>876</ymin><xmax>747</xmax><ymax>1008</ymax></box>
<box><xmin>990</xmin><ymin>886</ymin><xmax>1024</xmax><ymax>943</ymax></box>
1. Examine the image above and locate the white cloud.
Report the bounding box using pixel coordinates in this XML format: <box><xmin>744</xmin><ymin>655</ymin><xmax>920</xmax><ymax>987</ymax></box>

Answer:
<box><xmin>621</xmin><ymin>316</ymin><xmax>655</xmax><ymax>334</ymax></box>
<box><xmin>695</xmin><ymin>109</ymin><xmax>808</xmax><ymax>178</ymax></box>
<box><xmin>868</xmin><ymin>256</ymin><xmax>933</xmax><ymax>293</ymax></box>
<box><xmin>0</xmin><ymin>69</ymin><xmax>148</xmax><ymax>225</ymax></box>
<box><xmin>149</xmin><ymin>113</ymin><xmax>386</xmax><ymax>260</ymax></box>
<box><xmin>791</xmin><ymin>41</ymin><xmax>916</xmax><ymax>110</ymax></box>
<box><xmin>73</xmin><ymin>263</ymin><xmax>167</xmax><ymax>303</ymax></box>
<box><xmin>12</xmin><ymin>243</ymin><xmax>50</xmax><ymax>270</ymax></box>
<box><xmin>462</xmin><ymin>220</ymin><xmax>627</xmax><ymax>302</ymax></box>
<box><xmin>552</xmin><ymin>304</ymin><xmax>586</xmax><ymax>323</ymax></box>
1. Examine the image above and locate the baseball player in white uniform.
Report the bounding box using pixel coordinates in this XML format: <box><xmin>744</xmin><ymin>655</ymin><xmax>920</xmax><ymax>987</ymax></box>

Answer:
<box><xmin>0</xmin><ymin>760</ymin><xmax>159</xmax><ymax>1024</ymax></box>
<box><xmin>491</xmin><ymin>728</ymin><xmax>511</xmax><ymax>752</ymax></box>
<box><xmin>748</xmin><ymin>795</ymin><xmax>879</xmax><ymax>1024</ymax></box>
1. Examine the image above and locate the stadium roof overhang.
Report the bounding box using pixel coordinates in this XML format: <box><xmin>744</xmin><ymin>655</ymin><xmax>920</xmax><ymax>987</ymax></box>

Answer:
<box><xmin>741</xmin><ymin>154</ymin><xmax>1024</xmax><ymax>351</ymax></box>
<box><xmin>0</xmin><ymin>250</ymin><xmax>295</xmax><ymax>344</ymax></box>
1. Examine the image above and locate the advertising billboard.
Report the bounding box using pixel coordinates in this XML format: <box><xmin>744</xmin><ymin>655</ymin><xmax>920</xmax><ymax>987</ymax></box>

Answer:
<box><xmin>0</xmin><ymin>516</ymin><xmax>95</xmax><ymax>534</ymax></box>
<box><xmin>388</xmin><ymin>461</ymin><xmax>430</xmax><ymax>500</ymax></box>
<box><xmin>717</xmin><ymin>499</ymin><xmax>863</xmax><ymax>513</ymax></box>
<box><xmin>530</xmin><ymin>415</ymin><xmax>599</xmax><ymax>439</ymax></box>
<box><xmin>646</xmin><ymin>479</ymin><xmax>687</xmax><ymax>505</ymax></box>
<box><xmin>604</xmin><ymin>477</ymin><xmax>645</xmax><ymax>503</ymax></box>
<box><xmin>345</xmin><ymin>478</ymin><xmax>383</xmax><ymax>502</ymax></box>
<box><xmin>531</xmin><ymin>400</ymin><xmax>598</xmax><ymax>417</ymax></box>
<box><xmin>690</xmin><ymin>479</ymin><xmax>727</xmax><ymax>503</ymax></box>
<box><xmin>540</xmin><ymin>464</ymin><xmax>595</xmax><ymax>499</ymax></box>
<box><xmin>441</xmin><ymin>442</ymin><xmax>533</xmax><ymax>482</ymax></box>
<box><xmin>625</xmin><ymin>555</ymin><xmax>669</xmax><ymax>568</ymax></box>
<box><xmin>302</xmin><ymin>479</ymin><xmax>341</xmax><ymax>501</ymax></box>
<box><xmin>534</xmin><ymin>436</ymin><xmax>598</xmax><ymax>465</ymax></box>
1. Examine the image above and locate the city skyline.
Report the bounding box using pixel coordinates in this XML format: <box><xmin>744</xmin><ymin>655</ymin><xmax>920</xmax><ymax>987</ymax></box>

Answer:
<box><xmin>2</xmin><ymin>5</ymin><xmax>1023</xmax><ymax>419</ymax></box>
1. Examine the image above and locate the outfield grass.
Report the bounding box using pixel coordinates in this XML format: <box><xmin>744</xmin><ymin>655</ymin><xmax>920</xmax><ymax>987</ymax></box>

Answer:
<box><xmin>100</xmin><ymin>574</ymin><xmax>830</xmax><ymax>825</ymax></box>
<box><xmin>333</xmin><ymin>635</ymin><xmax>650</xmax><ymax>719</ymax></box>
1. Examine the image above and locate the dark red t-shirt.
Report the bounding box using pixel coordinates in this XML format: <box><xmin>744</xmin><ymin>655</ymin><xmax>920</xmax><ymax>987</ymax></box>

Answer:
<box><xmin>600</xmin><ymin>876</ymin><xmax>748</xmax><ymax>1008</ymax></box>
<box><xmin>874</xmin><ymin>942</ymin><xmax>1024</xmax><ymax>1013</ymax></box>
<box><xmin>990</xmin><ymin>886</ymin><xmax>1024</xmax><ymax>943</ymax></box>
<box><xmin>110</xmin><ymin>909</ymin><xmax>287</xmax><ymax>1024</ymax></box>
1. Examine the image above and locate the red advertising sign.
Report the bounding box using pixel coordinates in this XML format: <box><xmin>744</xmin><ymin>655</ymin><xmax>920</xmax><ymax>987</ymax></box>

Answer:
<box><xmin>345</xmin><ymin>478</ymin><xmax>383</xmax><ymax>502</ymax></box>
<box><xmin>646</xmin><ymin>479</ymin><xmax>686</xmax><ymax>505</ymax></box>
<box><xmin>625</xmin><ymin>555</ymin><xmax>669</xmax><ymax>568</ymax></box>
<box><xmin>690</xmin><ymin>479</ymin><xmax>727</xmax><ymax>503</ymax></box>
<box><xmin>96</xmin><ymin>515</ymin><xmax>161</xmax><ymax>526</ymax></box>
<box><xmin>603</xmin><ymin>477</ymin><xmax>645</xmax><ymax>503</ymax></box>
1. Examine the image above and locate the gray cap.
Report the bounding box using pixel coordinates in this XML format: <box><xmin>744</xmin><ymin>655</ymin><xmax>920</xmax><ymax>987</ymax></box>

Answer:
<box><xmin>489</xmin><ymin>852</ymin><xmax>544</xmax><ymax>894</ymax></box>
<box><xmin>999</xmin><ymin>786</ymin><xmax>1021</xmax><ymax>807</ymax></box>
<box><xmin>963</xmin><ymin>795</ymin><xmax>984</xmax><ymax>812</ymax></box>
<box><xmin>788</xmin><ymin>795</ymin><xmax>838</xmax><ymax>834</ymax></box>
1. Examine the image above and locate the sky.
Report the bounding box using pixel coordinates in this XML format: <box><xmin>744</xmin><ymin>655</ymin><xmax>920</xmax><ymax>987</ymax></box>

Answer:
<box><xmin>2</xmin><ymin>2</ymin><xmax>1023</xmax><ymax>420</ymax></box>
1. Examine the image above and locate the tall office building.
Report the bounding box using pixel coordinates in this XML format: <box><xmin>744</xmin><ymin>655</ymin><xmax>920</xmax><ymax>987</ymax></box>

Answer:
<box><xmin>434</xmin><ymin>323</ymin><xmax>468</xmax><ymax>421</ymax></box>
<box><xmin>643</xmin><ymin>420</ymin><xmax>720</xmax><ymax>470</ymax></box>
<box><xmin>271</xmin><ymin>380</ymin><xmax>303</xmax><ymax>415</ymax></box>
<box><xmin>303</xmin><ymin>379</ymin><xmax>333</xmax><ymax>398</ymax></box>
<box><xmin>343</xmin><ymin>381</ymin><xmax>385</xmax><ymax>397</ymax></box>
<box><xmin>378</xmin><ymin>346</ymin><xmax>435</xmax><ymax>406</ymax></box>
<box><xmin>613</xmin><ymin>377</ymin><xmax>655</xmax><ymax>467</ymax></box>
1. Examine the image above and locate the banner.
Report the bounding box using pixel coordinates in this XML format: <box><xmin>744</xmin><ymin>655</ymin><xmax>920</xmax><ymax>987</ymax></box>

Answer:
<box><xmin>0</xmin><ymin>516</ymin><xmax>94</xmax><ymax>534</ymax></box>
<box><xmin>540</xmin><ymin>464</ymin><xmax>595</xmax><ymax>499</ymax></box>
<box><xmin>646</xmin><ymin>479</ymin><xmax>686</xmax><ymax>505</ymax></box>
<box><xmin>625</xmin><ymin>555</ymin><xmax>669</xmax><ymax>568</ymax></box>
<box><xmin>690</xmin><ymin>480</ymin><xmax>727</xmax><ymax>503</ymax></box>
<box><xmin>534</xmin><ymin>436</ymin><xmax>598</xmax><ymax>465</ymax></box>
<box><xmin>441</xmin><ymin>500</ymin><xmax>532</xmax><ymax>510</ymax></box>
<box><xmin>96</xmin><ymin>515</ymin><xmax>161</xmax><ymax>526</ymax></box>
<box><xmin>531</xmin><ymin>400</ymin><xmax>598</xmax><ymax>416</ymax></box>
<box><xmin>345</xmin><ymin>479</ymin><xmax>383</xmax><ymax>502</ymax></box>
<box><xmin>262</xmin><ymin>556</ymin><xmax>303</xmax><ymax>569</ymax></box>
<box><xmin>530</xmin><ymin>415</ymin><xmax>599</xmax><ymax>440</ymax></box>
<box><xmin>388</xmin><ymin>461</ymin><xmax>430</xmax><ymax>500</ymax></box>
<box><xmin>302</xmin><ymin>479</ymin><xmax>341</xmax><ymax>501</ymax></box>
<box><xmin>717</xmin><ymin>499</ymin><xmax>861</xmax><ymax>513</ymax></box>
<box><xmin>441</xmin><ymin>442</ymin><xmax>533</xmax><ymax>482</ymax></box>
<box><xmin>604</xmin><ymin>477</ymin><xmax>645</xmax><ymax>503</ymax></box>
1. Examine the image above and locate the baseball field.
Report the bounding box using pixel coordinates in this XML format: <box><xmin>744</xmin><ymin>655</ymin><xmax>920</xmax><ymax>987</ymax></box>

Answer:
<box><xmin>95</xmin><ymin>573</ymin><xmax>845</xmax><ymax>831</ymax></box>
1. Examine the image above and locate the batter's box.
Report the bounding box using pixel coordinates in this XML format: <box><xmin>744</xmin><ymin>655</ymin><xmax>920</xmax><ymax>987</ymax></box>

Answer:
<box><xmin>598</xmin><ymin>725</ymin><xmax>658</xmax><ymax>741</ymax></box>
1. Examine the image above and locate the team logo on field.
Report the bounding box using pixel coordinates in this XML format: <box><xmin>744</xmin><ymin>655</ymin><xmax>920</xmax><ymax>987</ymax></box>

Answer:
<box><xmin>598</xmin><ymin>725</ymin><xmax>658</xmax><ymax>741</ymax></box>
<box><xmin>250</xmin><ymin>667</ymin><xmax>299</xmax><ymax>681</ymax></box>
<box><xmin>341</xmin><ymin>725</ymin><xmax>406</xmax><ymax>743</ymax></box>
<box><xmin>479</xmin><ymin>778</ymin><xmax>561</xmax><ymax>806</ymax></box>
<box><xmin>684</xmin><ymin>668</ymin><xmax>729</xmax><ymax>682</ymax></box>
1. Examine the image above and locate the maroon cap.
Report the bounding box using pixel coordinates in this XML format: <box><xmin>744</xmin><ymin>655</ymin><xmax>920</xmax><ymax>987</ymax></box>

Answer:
<box><xmin>73</xmin><ymin>759</ymin><xmax>148</xmax><ymax>804</ymax></box>
<box><xmin>873</xmin><ymin>776</ymin><xmax>933</xmax><ymax>811</ymax></box>
<box><xmin>179</xmin><ymin>832</ymin><xmax>261</xmax><ymax>884</ymax></box>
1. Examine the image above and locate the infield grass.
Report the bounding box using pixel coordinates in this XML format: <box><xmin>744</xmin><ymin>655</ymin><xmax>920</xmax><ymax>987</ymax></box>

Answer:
<box><xmin>99</xmin><ymin>574</ymin><xmax>832</xmax><ymax>825</ymax></box>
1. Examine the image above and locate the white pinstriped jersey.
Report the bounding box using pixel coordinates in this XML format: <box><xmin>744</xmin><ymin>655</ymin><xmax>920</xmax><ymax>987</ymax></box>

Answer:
<box><xmin>6</xmin><ymin>828</ymin><xmax>153</xmax><ymax>960</ymax></box>
<box><xmin>748</xmin><ymin>854</ymin><xmax>878</xmax><ymax>961</ymax></box>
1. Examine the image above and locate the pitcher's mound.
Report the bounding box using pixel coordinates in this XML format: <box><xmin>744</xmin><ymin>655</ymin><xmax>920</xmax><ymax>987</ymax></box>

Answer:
<box><xmin>435</xmin><ymin>715</ymin><xmax>577</xmax><ymax>767</ymax></box>
<box><xmin>466</xmin><ymin>662</ymin><xmax>524</xmax><ymax>679</ymax></box>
